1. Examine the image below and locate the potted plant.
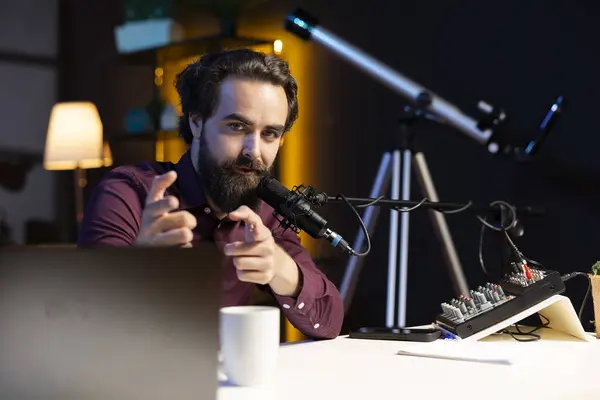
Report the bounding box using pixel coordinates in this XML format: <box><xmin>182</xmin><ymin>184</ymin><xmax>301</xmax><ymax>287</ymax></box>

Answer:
<box><xmin>590</xmin><ymin>261</ymin><xmax>600</xmax><ymax>338</ymax></box>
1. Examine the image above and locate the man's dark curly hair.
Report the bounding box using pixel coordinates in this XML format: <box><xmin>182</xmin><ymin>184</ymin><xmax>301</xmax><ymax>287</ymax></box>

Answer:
<box><xmin>175</xmin><ymin>48</ymin><xmax>299</xmax><ymax>145</ymax></box>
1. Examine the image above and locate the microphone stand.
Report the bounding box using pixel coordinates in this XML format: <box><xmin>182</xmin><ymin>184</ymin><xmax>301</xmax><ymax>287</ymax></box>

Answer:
<box><xmin>284</xmin><ymin>9</ymin><xmax>560</xmax><ymax>327</ymax></box>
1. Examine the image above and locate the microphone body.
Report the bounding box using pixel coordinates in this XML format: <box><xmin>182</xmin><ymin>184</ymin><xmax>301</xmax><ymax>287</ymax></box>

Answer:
<box><xmin>257</xmin><ymin>176</ymin><xmax>353</xmax><ymax>254</ymax></box>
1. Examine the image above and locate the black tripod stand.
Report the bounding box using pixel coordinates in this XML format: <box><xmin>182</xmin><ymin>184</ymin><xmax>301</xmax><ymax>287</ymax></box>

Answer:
<box><xmin>339</xmin><ymin>92</ymin><xmax>469</xmax><ymax>328</ymax></box>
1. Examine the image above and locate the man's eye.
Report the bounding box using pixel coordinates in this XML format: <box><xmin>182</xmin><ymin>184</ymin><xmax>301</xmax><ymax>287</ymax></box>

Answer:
<box><xmin>263</xmin><ymin>130</ymin><xmax>279</xmax><ymax>138</ymax></box>
<box><xmin>227</xmin><ymin>123</ymin><xmax>244</xmax><ymax>131</ymax></box>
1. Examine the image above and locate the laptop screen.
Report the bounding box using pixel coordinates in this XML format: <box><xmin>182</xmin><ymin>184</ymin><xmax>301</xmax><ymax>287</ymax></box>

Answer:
<box><xmin>0</xmin><ymin>245</ymin><xmax>222</xmax><ymax>400</ymax></box>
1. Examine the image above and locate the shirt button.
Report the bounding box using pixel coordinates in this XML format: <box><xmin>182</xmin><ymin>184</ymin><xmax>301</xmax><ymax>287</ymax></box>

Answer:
<box><xmin>314</xmin><ymin>323</ymin><xmax>320</xmax><ymax>329</ymax></box>
<box><xmin>282</xmin><ymin>304</ymin><xmax>290</xmax><ymax>309</ymax></box>
<box><xmin>204</xmin><ymin>207</ymin><xmax>211</xmax><ymax>214</ymax></box>
<box><xmin>298</xmin><ymin>302</ymin><xmax>305</xmax><ymax>309</ymax></box>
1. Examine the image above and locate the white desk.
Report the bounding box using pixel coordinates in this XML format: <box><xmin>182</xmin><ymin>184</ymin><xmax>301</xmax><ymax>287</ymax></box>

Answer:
<box><xmin>219</xmin><ymin>329</ymin><xmax>600</xmax><ymax>400</ymax></box>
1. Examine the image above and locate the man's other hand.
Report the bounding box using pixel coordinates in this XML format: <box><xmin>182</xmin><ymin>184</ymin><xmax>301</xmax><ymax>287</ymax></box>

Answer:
<box><xmin>134</xmin><ymin>171</ymin><xmax>197</xmax><ymax>247</ymax></box>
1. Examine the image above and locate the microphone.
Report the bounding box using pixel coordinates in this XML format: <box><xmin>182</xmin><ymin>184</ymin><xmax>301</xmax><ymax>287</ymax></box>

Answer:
<box><xmin>256</xmin><ymin>176</ymin><xmax>354</xmax><ymax>255</ymax></box>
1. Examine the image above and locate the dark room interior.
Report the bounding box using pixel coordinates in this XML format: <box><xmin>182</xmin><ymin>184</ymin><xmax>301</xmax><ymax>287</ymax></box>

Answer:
<box><xmin>2</xmin><ymin>2</ymin><xmax>600</xmax><ymax>392</ymax></box>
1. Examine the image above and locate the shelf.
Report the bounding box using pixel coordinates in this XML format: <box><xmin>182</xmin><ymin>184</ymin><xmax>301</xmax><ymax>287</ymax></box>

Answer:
<box><xmin>119</xmin><ymin>34</ymin><xmax>274</xmax><ymax>65</ymax></box>
<box><xmin>107</xmin><ymin>130</ymin><xmax>187</xmax><ymax>165</ymax></box>
<box><xmin>109</xmin><ymin>130</ymin><xmax>180</xmax><ymax>141</ymax></box>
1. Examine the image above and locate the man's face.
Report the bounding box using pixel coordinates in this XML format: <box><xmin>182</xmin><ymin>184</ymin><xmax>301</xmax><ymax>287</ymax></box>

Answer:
<box><xmin>190</xmin><ymin>77</ymin><xmax>289</xmax><ymax>213</ymax></box>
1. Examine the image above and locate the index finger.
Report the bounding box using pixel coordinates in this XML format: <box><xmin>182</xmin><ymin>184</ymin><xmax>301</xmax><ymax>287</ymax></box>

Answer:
<box><xmin>228</xmin><ymin>206</ymin><xmax>265</xmax><ymax>237</ymax></box>
<box><xmin>244</xmin><ymin>222</ymin><xmax>271</xmax><ymax>242</ymax></box>
<box><xmin>147</xmin><ymin>171</ymin><xmax>177</xmax><ymax>204</ymax></box>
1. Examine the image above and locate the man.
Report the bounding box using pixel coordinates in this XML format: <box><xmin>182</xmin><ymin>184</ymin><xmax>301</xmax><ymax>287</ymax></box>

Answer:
<box><xmin>78</xmin><ymin>49</ymin><xmax>344</xmax><ymax>339</ymax></box>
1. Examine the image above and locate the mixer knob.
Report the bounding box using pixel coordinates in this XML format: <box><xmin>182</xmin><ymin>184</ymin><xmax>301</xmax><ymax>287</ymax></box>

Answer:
<box><xmin>495</xmin><ymin>284</ymin><xmax>505</xmax><ymax>297</ymax></box>
<box><xmin>483</xmin><ymin>289</ymin><xmax>491</xmax><ymax>302</ymax></box>
<box><xmin>492</xmin><ymin>291</ymin><xmax>501</xmax><ymax>302</ymax></box>
<box><xmin>467</xmin><ymin>298</ymin><xmax>476</xmax><ymax>309</ymax></box>
<box><xmin>441</xmin><ymin>303</ymin><xmax>450</xmax><ymax>314</ymax></box>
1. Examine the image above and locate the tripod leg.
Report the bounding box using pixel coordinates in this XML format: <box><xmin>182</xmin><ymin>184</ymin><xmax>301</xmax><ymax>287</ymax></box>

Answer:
<box><xmin>412</xmin><ymin>152</ymin><xmax>470</xmax><ymax>296</ymax></box>
<box><xmin>397</xmin><ymin>149</ymin><xmax>412</xmax><ymax>328</ymax></box>
<box><xmin>339</xmin><ymin>152</ymin><xmax>393</xmax><ymax>314</ymax></box>
<box><xmin>386</xmin><ymin>150</ymin><xmax>402</xmax><ymax>328</ymax></box>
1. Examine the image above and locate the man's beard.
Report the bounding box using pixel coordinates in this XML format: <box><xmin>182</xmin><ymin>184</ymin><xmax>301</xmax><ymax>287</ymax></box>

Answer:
<box><xmin>196</xmin><ymin>139</ymin><xmax>272</xmax><ymax>213</ymax></box>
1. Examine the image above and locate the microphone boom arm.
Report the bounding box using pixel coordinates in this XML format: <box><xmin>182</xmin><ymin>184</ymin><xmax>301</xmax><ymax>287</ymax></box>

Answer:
<box><xmin>298</xmin><ymin>182</ymin><xmax>545</xmax><ymax>216</ymax></box>
<box><xmin>323</xmin><ymin>196</ymin><xmax>545</xmax><ymax>216</ymax></box>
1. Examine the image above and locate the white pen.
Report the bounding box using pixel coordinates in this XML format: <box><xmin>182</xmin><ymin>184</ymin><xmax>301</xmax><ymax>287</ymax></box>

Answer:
<box><xmin>396</xmin><ymin>350</ymin><xmax>511</xmax><ymax>365</ymax></box>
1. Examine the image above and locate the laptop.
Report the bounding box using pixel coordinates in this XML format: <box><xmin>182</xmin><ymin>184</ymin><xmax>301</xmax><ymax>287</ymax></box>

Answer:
<box><xmin>0</xmin><ymin>244</ymin><xmax>222</xmax><ymax>400</ymax></box>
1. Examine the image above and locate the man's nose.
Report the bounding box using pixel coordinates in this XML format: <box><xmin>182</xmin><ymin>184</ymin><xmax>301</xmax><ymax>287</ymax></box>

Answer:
<box><xmin>242</xmin><ymin>133</ymin><xmax>261</xmax><ymax>159</ymax></box>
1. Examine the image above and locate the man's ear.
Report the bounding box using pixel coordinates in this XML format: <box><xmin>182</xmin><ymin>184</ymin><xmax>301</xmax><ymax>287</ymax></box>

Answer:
<box><xmin>188</xmin><ymin>114</ymin><xmax>203</xmax><ymax>140</ymax></box>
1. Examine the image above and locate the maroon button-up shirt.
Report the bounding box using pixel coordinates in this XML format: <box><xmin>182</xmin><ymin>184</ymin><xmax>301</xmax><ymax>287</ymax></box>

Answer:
<box><xmin>78</xmin><ymin>151</ymin><xmax>343</xmax><ymax>339</ymax></box>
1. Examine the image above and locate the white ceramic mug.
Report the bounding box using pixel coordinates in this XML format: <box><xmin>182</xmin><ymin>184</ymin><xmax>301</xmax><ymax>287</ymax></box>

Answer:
<box><xmin>219</xmin><ymin>306</ymin><xmax>280</xmax><ymax>386</ymax></box>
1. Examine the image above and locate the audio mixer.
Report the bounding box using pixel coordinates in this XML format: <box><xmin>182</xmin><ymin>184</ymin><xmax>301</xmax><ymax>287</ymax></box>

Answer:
<box><xmin>435</xmin><ymin>265</ymin><xmax>565</xmax><ymax>339</ymax></box>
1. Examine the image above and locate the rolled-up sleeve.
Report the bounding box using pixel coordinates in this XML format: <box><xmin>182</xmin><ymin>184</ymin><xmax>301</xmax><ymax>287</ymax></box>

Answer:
<box><xmin>273</xmin><ymin>231</ymin><xmax>344</xmax><ymax>339</ymax></box>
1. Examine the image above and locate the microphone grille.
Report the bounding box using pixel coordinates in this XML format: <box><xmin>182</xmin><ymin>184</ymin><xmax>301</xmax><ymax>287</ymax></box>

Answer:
<box><xmin>257</xmin><ymin>176</ymin><xmax>291</xmax><ymax>211</ymax></box>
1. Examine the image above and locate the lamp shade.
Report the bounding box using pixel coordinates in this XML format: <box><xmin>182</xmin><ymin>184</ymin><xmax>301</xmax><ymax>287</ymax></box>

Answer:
<box><xmin>44</xmin><ymin>102</ymin><xmax>104</xmax><ymax>170</ymax></box>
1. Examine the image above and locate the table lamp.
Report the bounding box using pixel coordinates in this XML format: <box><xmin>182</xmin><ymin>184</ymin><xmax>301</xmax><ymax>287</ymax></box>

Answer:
<box><xmin>43</xmin><ymin>102</ymin><xmax>110</xmax><ymax>226</ymax></box>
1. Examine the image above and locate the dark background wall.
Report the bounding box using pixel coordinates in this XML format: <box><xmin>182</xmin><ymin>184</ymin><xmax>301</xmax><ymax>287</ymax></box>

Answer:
<box><xmin>0</xmin><ymin>0</ymin><xmax>57</xmax><ymax>245</ymax></box>
<box><xmin>57</xmin><ymin>0</ymin><xmax>599</xmax><ymax>332</ymax></box>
